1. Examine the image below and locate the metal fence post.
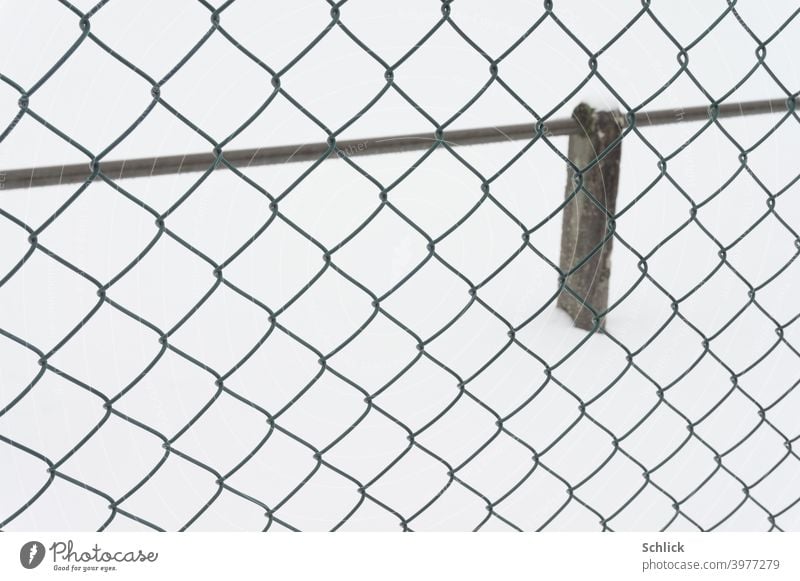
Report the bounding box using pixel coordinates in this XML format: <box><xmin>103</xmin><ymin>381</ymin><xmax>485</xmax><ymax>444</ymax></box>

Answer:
<box><xmin>557</xmin><ymin>103</ymin><xmax>622</xmax><ymax>331</ymax></box>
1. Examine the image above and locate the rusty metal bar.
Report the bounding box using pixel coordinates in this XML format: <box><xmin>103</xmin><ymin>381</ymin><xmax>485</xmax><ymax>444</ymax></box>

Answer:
<box><xmin>0</xmin><ymin>97</ymin><xmax>793</xmax><ymax>191</ymax></box>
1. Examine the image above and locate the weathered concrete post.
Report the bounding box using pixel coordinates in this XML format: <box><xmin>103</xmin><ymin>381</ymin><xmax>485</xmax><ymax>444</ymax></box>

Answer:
<box><xmin>557</xmin><ymin>104</ymin><xmax>622</xmax><ymax>331</ymax></box>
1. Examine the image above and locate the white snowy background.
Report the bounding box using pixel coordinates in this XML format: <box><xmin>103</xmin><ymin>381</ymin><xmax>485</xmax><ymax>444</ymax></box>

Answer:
<box><xmin>0</xmin><ymin>0</ymin><xmax>799</xmax><ymax>531</ymax></box>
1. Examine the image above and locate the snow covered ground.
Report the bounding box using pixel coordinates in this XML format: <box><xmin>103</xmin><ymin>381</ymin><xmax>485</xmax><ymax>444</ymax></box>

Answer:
<box><xmin>1</xmin><ymin>0</ymin><xmax>799</xmax><ymax>531</ymax></box>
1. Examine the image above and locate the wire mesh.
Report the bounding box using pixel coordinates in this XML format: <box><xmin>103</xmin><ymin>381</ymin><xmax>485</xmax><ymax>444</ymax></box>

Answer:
<box><xmin>1</xmin><ymin>0</ymin><xmax>799</xmax><ymax>532</ymax></box>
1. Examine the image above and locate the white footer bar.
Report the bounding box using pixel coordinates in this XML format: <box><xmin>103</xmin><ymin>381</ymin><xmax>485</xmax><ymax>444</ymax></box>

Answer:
<box><xmin>1</xmin><ymin>532</ymin><xmax>796</xmax><ymax>580</ymax></box>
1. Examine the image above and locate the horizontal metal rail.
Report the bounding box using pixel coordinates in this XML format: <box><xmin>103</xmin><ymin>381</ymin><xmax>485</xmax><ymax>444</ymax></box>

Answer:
<box><xmin>0</xmin><ymin>97</ymin><xmax>794</xmax><ymax>191</ymax></box>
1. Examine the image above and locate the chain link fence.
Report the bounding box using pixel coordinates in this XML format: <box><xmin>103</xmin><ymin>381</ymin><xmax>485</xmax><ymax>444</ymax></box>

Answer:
<box><xmin>1</xmin><ymin>0</ymin><xmax>799</xmax><ymax>531</ymax></box>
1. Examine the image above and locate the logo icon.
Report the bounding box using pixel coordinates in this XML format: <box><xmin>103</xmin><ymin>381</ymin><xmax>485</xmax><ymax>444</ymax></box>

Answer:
<box><xmin>20</xmin><ymin>541</ymin><xmax>46</xmax><ymax>569</ymax></box>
